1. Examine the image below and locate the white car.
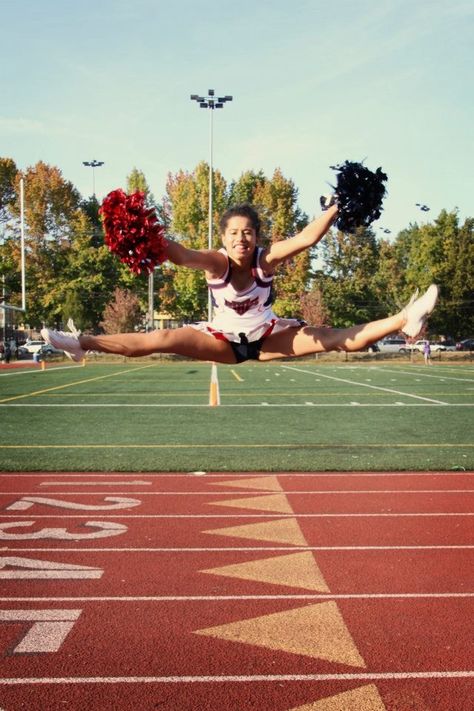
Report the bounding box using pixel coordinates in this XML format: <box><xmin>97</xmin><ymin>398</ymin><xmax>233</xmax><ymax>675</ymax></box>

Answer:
<box><xmin>19</xmin><ymin>340</ymin><xmax>47</xmax><ymax>355</ymax></box>
<box><xmin>402</xmin><ymin>340</ymin><xmax>450</xmax><ymax>353</ymax></box>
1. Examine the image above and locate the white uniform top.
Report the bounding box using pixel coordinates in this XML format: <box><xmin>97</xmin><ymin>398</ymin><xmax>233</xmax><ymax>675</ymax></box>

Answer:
<box><xmin>190</xmin><ymin>247</ymin><xmax>303</xmax><ymax>344</ymax></box>
<box><xmin>207</xmin><ymin>247</ymin><xmax>275</xmax><ymax>334</ymax></box>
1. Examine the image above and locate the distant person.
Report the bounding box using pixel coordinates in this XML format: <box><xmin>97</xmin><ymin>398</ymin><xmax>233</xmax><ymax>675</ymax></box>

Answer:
<box><xmin>423</xmin><ymin>340</ymin><xmax>432</xmax><ymax>365</ymax></box>
<box><xmin>4</xmin><ymin>342</ymin><xmax>11</xmax><ymax>364</ymax></box>
<box><xmin>41</xmin><ymin>203</ymin><xmax>439</xmax><ymax>365</ymax></box>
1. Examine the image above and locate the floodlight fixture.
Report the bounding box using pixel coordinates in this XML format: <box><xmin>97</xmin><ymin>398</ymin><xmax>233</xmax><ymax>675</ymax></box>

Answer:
<box><xmin>83</xmin><ymin>159</ymin><xmax>105</xmax><ymax>196</ymax></box>
<box><xmin>190</xmin><ymin>88</ymin><xmax>233</xmax><ymax>319</ymax></box>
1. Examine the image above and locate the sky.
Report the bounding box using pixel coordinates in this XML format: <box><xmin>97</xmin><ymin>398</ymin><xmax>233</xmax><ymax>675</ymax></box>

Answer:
<box><xmin>1</xmin><ymin>0</ymin><xmax>473</xmax><ymax>236</ymax></box>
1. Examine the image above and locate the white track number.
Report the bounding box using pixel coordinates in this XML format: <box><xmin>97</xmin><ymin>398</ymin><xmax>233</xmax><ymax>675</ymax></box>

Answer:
<box><xmin>0</xmin><ymin>520</ymin><xmax>127</xmax><ymax>540</ymax></box>
<box><xmin>0</xmin><ymin>556</ymin><xmax>103</xmax><ymax>579</ymax></box>
<box><xmin>6</xmin><ymin>496</ymin><xmax>141</xmax><ymax>511</ymax></box>
<box><xmin>0</xmin><ymin>609</ymin><xmax>81</xmax><ymax>653</ymax></box>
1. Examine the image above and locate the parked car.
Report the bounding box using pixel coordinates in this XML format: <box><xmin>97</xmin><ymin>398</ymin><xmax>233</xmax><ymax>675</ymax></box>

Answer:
<box><xmin>376</xmin><ymin>338</ymin><xmax>407</xmax><ymax>353</ymax></box>
<box><xmin>401</xmin><ymin>340</ymin><xmax>451</xmax><ymax>353</ymax></box>
<box><xmin>18</xmin><ymin>340</ymin><xmax>47</xmax><ymax>356</ymax></box>
<box><xmin>456</xmin><ymin>338</ymin><xmax>474</xmax><ymax>351</ymax></box>
<box><xmin>18</xmin><ymin>340</ymin><xmax>63</xmax><ymax>358</ymax></box>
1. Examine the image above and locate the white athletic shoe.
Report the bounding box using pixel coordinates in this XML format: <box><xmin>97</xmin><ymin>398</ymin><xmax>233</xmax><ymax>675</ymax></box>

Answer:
<box><xmin>40</xmin><ymin>320</ymin><xmax>86</xmax><ymax>362</ymax></box>
<box><xmin>402</xmin><ymin>284</ymin><xmax>439</xmax><ymax>338</ymax></box>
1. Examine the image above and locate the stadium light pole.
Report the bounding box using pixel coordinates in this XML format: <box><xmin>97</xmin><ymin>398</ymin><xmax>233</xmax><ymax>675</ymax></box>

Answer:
<box><xmin>82</xmin><ymin>160</ymin><xmax>104</xmax><ymax>197</ymax></box>
<box><xmin>190</xmin><ymin>90</ymin><xmax>233</xmax><ymax>319</ymax></box>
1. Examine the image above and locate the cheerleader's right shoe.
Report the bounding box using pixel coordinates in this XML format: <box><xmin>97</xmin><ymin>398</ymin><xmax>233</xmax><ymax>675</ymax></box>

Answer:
<box><xmin>402</xmin><ymin>284</ymin><xmax>439</xmax><ymax>338</ymax></box>
<box><xmin>40</xmin><ymin>320</ymin><xmax>86</xmax><ymax>362</ymax></box>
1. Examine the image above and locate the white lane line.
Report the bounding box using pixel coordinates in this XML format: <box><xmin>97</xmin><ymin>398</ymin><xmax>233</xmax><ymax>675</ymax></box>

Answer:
<box><xmin>1</xmin><ymin>513</ymin><xmax>473</xmax><ymax>518</ymax></box>
<box><xmin>0</xmin><ymin>472</ymin><xmax>472</xmax><ymax>478</ymax></box>
<box><xmin>5</xmin><ymin>545</ymin><xmax>474</xmax><ymax>552</ymax></box>
<box><xmin>1</xmin><ymin>671</ymin><xmax>473</xmax><ymax>684</ymax></box>
<box><xmin>281</xmin><ymin>365</ymin><xmax>449</xmax><ymax>404</ymax></box>
<box><xmin>1</xmin><ymin>593</ymin><xmax>474</xmax><ymax>601</ymax></box>
<box><xmin>39</xmin><ymin>481</ymin><xmax>152</xmax><ymax>486</ymax></box>
<box><xmin>3</xmin><ymin>489</ymin><xmax>474</xmax><ymax>496</ymax></box>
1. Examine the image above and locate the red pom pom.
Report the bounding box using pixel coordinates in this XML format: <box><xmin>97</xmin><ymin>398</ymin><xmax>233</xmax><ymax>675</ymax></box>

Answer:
<box><xmin>99</xmin><ymin>189</ymin><xmax>168</xmax><ymax>275</ymax></box>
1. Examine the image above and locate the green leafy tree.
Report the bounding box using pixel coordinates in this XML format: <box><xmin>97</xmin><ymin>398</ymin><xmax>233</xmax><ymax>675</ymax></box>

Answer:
<box><xmin>389</xmin><ymin>210</ymin><xmax>473</xmax><ymax>337</ymax></box>
<box><xmin>316</xmin><ymin>226</ymin><xmax>384</xmax><ymax>327</ymax></box>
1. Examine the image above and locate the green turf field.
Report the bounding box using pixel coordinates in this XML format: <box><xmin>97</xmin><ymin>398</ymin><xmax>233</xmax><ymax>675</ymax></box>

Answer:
<box><xmin>0</xmin><ymin>359</ymin><xmax>473</xmax><ymax>471</ymax></box>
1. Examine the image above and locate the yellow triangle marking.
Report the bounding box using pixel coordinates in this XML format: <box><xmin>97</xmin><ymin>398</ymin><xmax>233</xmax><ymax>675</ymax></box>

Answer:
<box><xmin>210</xmin><ymin>475</ymin><xmax>283</xmax><ymax>492</ymax></box>
<box><xmin>200</xmin><ymin>551</ymin><xmax>330</xmax><ymax>592</ymax></box>
<box><xmin>210</xmin><ymin>493</ymin><xmax>293</xmax><ymax>514</ymax></box>
<box><xmin>290</xmin><ymin>684</ymin><xmax>386</xmax><ymax>710</ymax></box>
<box><xmin>203</xmin><ymin>517</ymin><xmax>308</xmax><ymax>546</ymax></box>
<box><xmin>195</xmin><ymin>601</ymin><xmax>366</xmax><ymax>667</ymax></box>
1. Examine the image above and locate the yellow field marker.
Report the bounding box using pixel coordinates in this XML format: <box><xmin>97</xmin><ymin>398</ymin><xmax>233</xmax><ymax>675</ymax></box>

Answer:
<box><xmin>230</xmin><ymin>369</ymin><xmax>244</xmax><ymax>382</ymax></box>
<box><xmin>209</xmin><ymin>363</ymin><xmax>220</xmax><ymax>407</ymax></box>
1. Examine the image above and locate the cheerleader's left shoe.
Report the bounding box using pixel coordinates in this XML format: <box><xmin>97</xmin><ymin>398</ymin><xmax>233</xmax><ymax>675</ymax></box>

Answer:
<box><xmin>402</xmin><ymin>284</ymin><xmax>439</xmax><ymax>338</ymax></box>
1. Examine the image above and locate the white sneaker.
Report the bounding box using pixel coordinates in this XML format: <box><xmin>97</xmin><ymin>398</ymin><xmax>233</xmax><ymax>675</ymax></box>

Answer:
<box><xmin>402</xmin><ymin>284</ymin><xmax>439</xmax><ymax>337</ymax></box>
<box><xmin>40</xmin><ymin>320</ymin><xmax>86</xmax><ymax>362</ymax></box>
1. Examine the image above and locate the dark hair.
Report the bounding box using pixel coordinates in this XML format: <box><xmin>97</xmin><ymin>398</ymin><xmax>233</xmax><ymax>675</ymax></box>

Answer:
<box><xmin>219</xmin><ymin>204</ymin><xmax>261</xmax><ymax>238</ymax></box>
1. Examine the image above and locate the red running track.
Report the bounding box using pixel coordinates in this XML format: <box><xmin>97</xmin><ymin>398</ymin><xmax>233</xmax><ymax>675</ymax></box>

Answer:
<box><xmin>0</xmin><ymin>471</ymin><xmax>473</xmax><ymax>710</ymax></box>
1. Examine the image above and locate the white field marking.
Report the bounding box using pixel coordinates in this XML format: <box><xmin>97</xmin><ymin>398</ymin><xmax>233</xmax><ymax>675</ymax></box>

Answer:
<box><xmin>1</xmin><ymin>671</ymin><xmax>474</xmax><ymax>684</ymax></box>
<box><xmin>1</xmin><ymin>472</ymin><xmax>473</xmax><ymax>478</ymax></box>
<box><xmin>1</xmin><ymin>444</ymin><xmax>472</xmax><ymax>451</ymax></box>
<box><xmin>4</xmin><ymin>489</ymin><xmax>474</xmax><ymax>496</ymax></box>
<box><xmin>369</xmin><ymin>366</ymin><xmax>474</xmax><ymax>383</ymax></box>
<box><xmin>6</xmin><ymin>545</ymin><xmax>474</xmax><ymax>552</ymax></box>
<box><xmin>0</xmin><ymin>363</ymin><xmax>157</xmax><ymax>404</ymax></box>
<box><xmin>0</xmin><ymin>364</ymin><xmax>85</xmax><ymax>377</ymax></box>
<box><xmin>230</xmin><ymin>369</ymin><xmax>244</xmax><ymax>382</ymax></box>
<box><xmin>3</xmin><ymin>403</ymin><xmax>473</xmax><ymax>408</ymax></box>
<box><xmin>2</xmin><ymin>593</ymin><xmax>474</xmax><ymax>602</ymax></box>
<box><xmin>39</xmin><ymin>480</ymin><xmax>152</xmax><ymax>486</ymax></box>
<box><xmin>281</xmin><ymin>365</ymin><xmax>449</xmax><ymax>404</ymax></box>
<box><xmin>2</xmin><ymin>513</ymin><xmax>473</xmax><ymax>518</ymax></box>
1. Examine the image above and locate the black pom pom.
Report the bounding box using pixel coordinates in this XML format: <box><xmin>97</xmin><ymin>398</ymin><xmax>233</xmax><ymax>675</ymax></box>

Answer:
<box><xmin>328</xmin><ymin>161</ymin><xmax>388</xmax><ymax>233</ymax></box>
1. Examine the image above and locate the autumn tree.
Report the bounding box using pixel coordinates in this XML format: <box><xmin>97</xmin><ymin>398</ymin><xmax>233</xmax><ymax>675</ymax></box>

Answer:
<box><xmin>159</xmin><ymin>161</ymin><xmax>227</xmax><ymax>320</ymax></box>
<box><xmin>100</xmin><ymin>287</ymin><xmax>142</xmax><ymax>334</ymax></box>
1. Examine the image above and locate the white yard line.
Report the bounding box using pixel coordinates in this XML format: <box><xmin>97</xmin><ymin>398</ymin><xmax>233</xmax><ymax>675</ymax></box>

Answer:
<box><xmin>367</xmin><ymin>366</ymin><xmax>474</xmax><ymax>383</ymax></box>
<box><xmin>281</xmin><ymin>365</ymin><xmax>449</xmax><ymax>404</ymax></box>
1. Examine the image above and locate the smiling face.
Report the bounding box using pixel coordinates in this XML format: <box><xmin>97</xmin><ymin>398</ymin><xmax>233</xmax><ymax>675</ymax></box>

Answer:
<box><xmin>221</xmin><ymin>216</ymin><xmax>257</xmax><ymax>262</ymax></box>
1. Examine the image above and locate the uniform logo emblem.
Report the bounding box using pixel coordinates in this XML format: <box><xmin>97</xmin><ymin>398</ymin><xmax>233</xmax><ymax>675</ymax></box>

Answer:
<box><xmin>225</xmin><ymin>296</ymin><xmax>259</xmax><ymax>315</ymax></box>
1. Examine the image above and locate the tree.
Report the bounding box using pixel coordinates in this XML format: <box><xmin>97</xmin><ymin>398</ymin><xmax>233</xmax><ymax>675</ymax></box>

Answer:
<box><xmin>160</xmin><ymin>162</ymin><xmax>227</xmax><ymax>320</ymax></box>
<box><xmin>390</xmin><ymin>210</ymin><xmax>473</xmax><ymax>337</ymax></box>
<box><xmin>100</xmin><ymin>287</ymin><xmax>142</xmax><ymax>334</ymax></box>
<box><xmin>300</xmin><ymin>286</ymin><xmax>330</xmax><ymax>327</ymax></box>
<box><xmin>0</xmin><ymin>157</ymin><xmax>18</xmax><ymax>223</ymax></box>
<box><xmin>316</xmin><ymin>226</ymin><xmax>384</xmax><ymax>327</ymax></box>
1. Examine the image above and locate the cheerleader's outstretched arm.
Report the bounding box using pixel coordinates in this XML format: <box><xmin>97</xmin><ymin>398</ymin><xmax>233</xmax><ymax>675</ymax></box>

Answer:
<box><xmin>261</xmin><ymin>204</ymin><xmax>338</xmax><ymax>272</ymax></box>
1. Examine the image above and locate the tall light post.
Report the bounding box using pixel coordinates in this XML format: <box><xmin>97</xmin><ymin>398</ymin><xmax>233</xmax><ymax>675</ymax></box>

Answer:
<box><xmin>190</xmin><ymin>89</ymin><xmax>232</xmax><ymax>319</ymax></box>
<box><xmin>82</xmin><ymin>159</ymin><xmax>104</xmax><ymax>197</ymax></box>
